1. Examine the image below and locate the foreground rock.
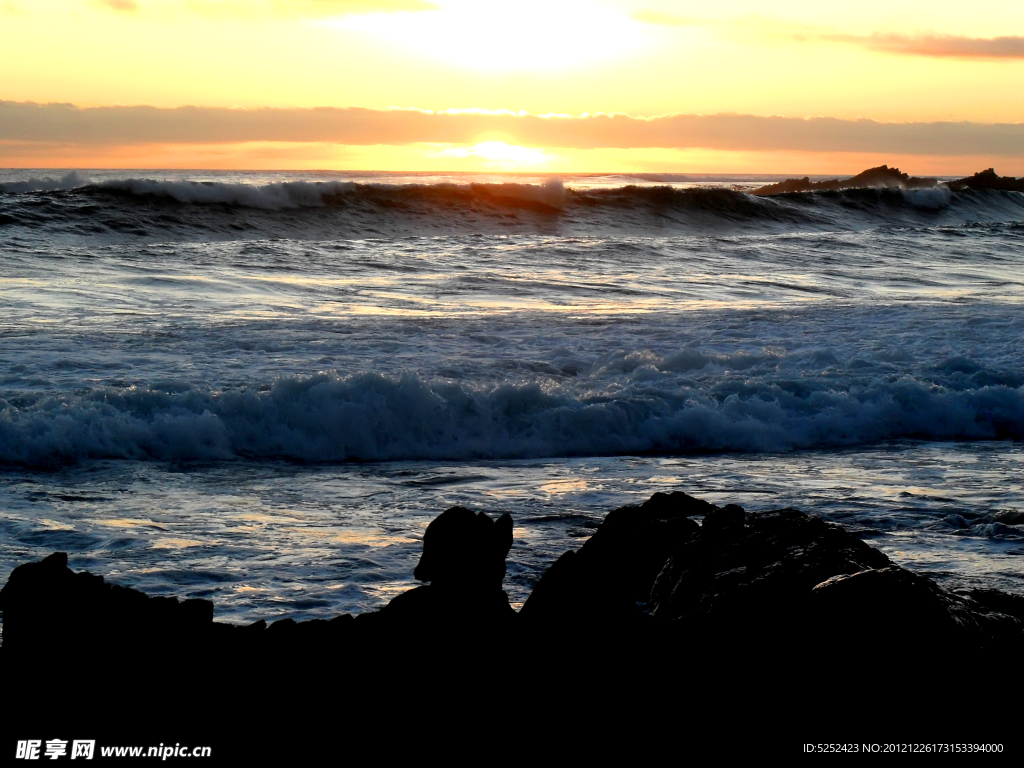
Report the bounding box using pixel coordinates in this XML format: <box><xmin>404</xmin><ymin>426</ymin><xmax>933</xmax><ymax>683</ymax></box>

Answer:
<box><xmin>649</xmin><ymin>505</ymin><xmax>1023</xmax><ymax>654</ymax></box>
<box><xmin>365</xmin><ymin>506</ymin><xmax>515</xmax><ymax>628</ymax></box>
<box><xmin>0</xmin><ymin>551</ymin><xmax>216</xmax><ymax>658</ymax></box>
<box><xmin>520</xmin><ymin>491</ymin><xmax>707</xmax><ymax>624</ymax></box>
<box><xmin>2</xmin><ymin>492</ymin><xmax>1022</xmax><ymax>663</ymax></box>
<box><xmin>4</xmin><ymin>492</ymin><xmax>1024</xmax><ymax>751</ymax></box>
<box><xmin>521</xmin><ymin>493</ymin><xmax>1024</xmax><ymax>656</ymax></box>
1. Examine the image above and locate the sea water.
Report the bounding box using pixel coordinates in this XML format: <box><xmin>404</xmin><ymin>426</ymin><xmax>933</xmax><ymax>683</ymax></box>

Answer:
<box><xmin>1</xmin><ymin>170</ymin><xmax>1022</xmax><ymax>623</ymax></box>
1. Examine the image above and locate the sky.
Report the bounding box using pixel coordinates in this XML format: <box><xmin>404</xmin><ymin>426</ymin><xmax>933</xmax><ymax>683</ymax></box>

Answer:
<box><xmin>2</xmin><ymin>0</ymin><xmax>1023</xmax><ymax>173</ymax></box>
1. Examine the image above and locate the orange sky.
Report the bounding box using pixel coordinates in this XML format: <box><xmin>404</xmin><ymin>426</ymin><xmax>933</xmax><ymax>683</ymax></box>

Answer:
<box><xmin>2</xmin><ymin>1</ymin><xmax>1024</xmax><ymax>173</ymax></box>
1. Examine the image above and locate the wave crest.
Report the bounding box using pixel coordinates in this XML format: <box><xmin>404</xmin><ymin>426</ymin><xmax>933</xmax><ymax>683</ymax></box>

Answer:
<box><xmin>3</xmin><ymin>175</ymin><xmax>1024</xmax><ymax>237</ymax></box>
<box><xmin>0</xmin><ymin>171</ymin><xmax>89</xmax><ymax>194</ymax></box>
<box><xmin>1</xmin><ymin>371</ymin><xmax>1022</xmax><ymax>466</ymax></box>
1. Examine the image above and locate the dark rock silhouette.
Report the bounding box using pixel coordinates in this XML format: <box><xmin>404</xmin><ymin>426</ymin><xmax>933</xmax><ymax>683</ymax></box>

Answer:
<box><xmin>5</xmin><ymin>494</ymin><xmax>1024</xmax><ymax>656</ymax></box>
<box><xmin>947</xmin><ymin>168</ymin><xmax>1024</xmax><ymax>192</ymax></box>
<box><xmin>3</xmin><ymin>491</ymin><xmax>1023</xmax><ymax>753</ymax></box>
<box><xmin>808</xmin><ymin>566</ymin><xmax>1016</xmax><ymax>652</ymax></box>
<box><xmin>753</xmin><ymin>165</ymin><xmax>1024</xmax><ymax>196</ymax></box>
<box><xmin>753</xmin><ymin>165</ymin><xmax>939</xmax><ymax>195</ymax></box>
<box><xmin>649</xmin><ymin>507</ymin><xmax>891</xmax><ymax>628</ymax></box>
<box><xmin>520</xmin><ymin>491</ymin><xmax>705</xmax><ymax>625</ymax></box>
<box><xmin>0</xmin><ymin>551</ymin><xmax>215</xmax><ymax>659</ymax></box>
<box><xmin>414</xmin><ymin>506</ymin><xmax>513</xmax><ymax>586</ymax></box>
<box><xmin>650</xmin><ymin>507</ymin><xmax>1023</xmax><ymax>654</ymax></box>
<box><xmin>370</xmin><ymin>506</ymin><xmax>515</xmax><ymax>628</ymax></box>
<box><xmin>4</xmin><ymin>494</ymin><xmax>1022</xmax><ymax>656</ymax></box>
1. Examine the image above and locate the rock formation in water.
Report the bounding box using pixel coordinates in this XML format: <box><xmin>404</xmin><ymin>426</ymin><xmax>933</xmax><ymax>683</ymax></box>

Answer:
<box><xmin>3</xmin><ymin>491</ymin><xmax>1021</xmax><ymax>659</ymax></box>
<box><xmin>752</xmin><ymin>165</ymin><xmax>939</xmax><ymax>195</ymax></box>
<box><xmin>752</xmin><ymin>165</ymin><xmax>1024</xmax><ymax>195</ymax></box>
<box><xmin>4</xmin><ymin>491</ymin><xmax>1022</xmax><ymax>749</ymax></box>
<box><xmin>946</xmin><ymin>168</ymin><xmax>1024</xmax><ymax>192</ymax></box>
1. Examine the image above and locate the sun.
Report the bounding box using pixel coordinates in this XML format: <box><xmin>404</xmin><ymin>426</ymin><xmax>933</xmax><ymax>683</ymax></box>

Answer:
<box><xmin>327</xmin><ymin>0</ymin><xmax>645</xmax><ymax>72</ymax></box>
<box><xmin>434</xmin><ymin>141</ymin><xmax>553</xmax><ymax>169</ymax></box>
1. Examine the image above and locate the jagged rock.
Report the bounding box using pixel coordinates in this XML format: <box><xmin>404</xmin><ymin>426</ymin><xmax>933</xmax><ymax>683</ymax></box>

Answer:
<box><xmin>644</xmin><ymin>506</ymin><xmax>1024</xmax><ymax>654</ymax></box>
<box><xmin>649</xmin><ymin>508</ymin><xmax>892</xmax><ymax>635</ymax></box>
<box><xmin>962</xmin><ymin>587</ymin><xmax>1024</xmax><ymax>622</ymax></box>
<box><xmin>372</xmin><ymin>506</ymin><xmax>516</xmax><ymax>628</ymax></box>
<box><xmin>2</xmin><ymin>492</ymin><xmax>1022</xmax><ymax>752</ymax></box>
<box><xmin>755</xmin><ymin>165</ymin><xmax>1024</xmax><ymax>196</ymax></box>
<box><xmin>947</xmin><ymin>168</ymin><xmax>1024</xmax><ymax>192</ymax></box>
<box><xmin>2</xmin><ymin>492</ymin><xmax>1021</xmax><ymax>668</ymax></box>
<box><xmin>519</xmin><ymin>491</ymin><xmax>704</xmax><ymax>624</ymax></box>
<box><xmin>413</xmin><ymin>506</ymin><xmax>513</xmax><ymax>588</ymax></box>
<box><xmin>753</xmin><ymin>165</ymin><xmax>938</xmax><ymax>195</ymax></box>
<box><xmin>701</xmin><ymin>503</ymin><xmax>745</xmax><ymax>536</ymax></box>
<box><xmin>0</xmin><ymin>551</ymin><xmax>214</xmax><ymax>658</ymax></box>
<box><xmin>810</xmin><ymin>566</ymin><xmax>971</xmax><ymax>650</ymax></box>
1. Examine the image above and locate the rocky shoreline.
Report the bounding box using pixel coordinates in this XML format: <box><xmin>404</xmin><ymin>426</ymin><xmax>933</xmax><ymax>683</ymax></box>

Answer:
<box><xmin>3</xmin><ymin>491</ymin><xmax>1022</xmax><ymax>752</ymax></box>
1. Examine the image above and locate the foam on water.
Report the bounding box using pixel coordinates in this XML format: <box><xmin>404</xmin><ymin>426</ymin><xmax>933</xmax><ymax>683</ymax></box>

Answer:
<box><xmin>2</xmin><ymin>171</ymin><xmax>1022</xmax><ymax>240</ymax></box>
<box><xmin>1</xmin><ymin>170</ymin><xmax>1022</xmax><ymax>620</ymax></box>
<box><xmin>2</xmin><ymin>367</ymin><xmax>1023</xmax><ymax>466</ymax></box>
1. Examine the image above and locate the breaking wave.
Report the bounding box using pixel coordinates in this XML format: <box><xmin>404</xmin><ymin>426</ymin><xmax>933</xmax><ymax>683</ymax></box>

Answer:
<box><xmin>2</xmin><ymin>371</ymin><xmax>1021</xmax><ymax>466</ymax></box>
<box><xmin>2</xmin><ymin>175</ymin><xmax>1022</xmax><ymax>238</ymax></box>
<box><xmin>0</xmin><ymin>171</ymin><xmax>90</xmax><ymax>194</ymax></box>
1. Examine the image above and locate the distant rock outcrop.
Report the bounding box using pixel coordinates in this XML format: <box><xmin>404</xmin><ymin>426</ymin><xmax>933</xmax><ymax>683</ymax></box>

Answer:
<box><xmin>754</xmin><ymin>164</ymin><xmax>1024</xmax><ymax>196</ymax></box>
<box><xmin>753</xmin><ymin>165</ymin><xmax>939</xmax><ymax>195</ymax></box>
<box><xmin>947</xmin><ymin>168</ymin><xmax>1024</xmax><ymax>192</ymax></box>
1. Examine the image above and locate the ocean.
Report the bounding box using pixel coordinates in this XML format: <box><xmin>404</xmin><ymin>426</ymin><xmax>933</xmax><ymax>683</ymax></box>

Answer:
<box><xmin>1</xmin><ymin>169</ymin><xmax>1022</xmax><ymax>624</ymax></box>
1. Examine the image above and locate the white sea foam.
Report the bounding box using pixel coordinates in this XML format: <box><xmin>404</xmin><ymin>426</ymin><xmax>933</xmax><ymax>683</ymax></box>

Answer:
<box><xmin>3</xmin><ymin>171</ymin><xmax>1024</xmax><ymax>238</ymax></box>
<box><xmin>472</xmin><ymin>178</ymin><xmax>566</xmax><ymax>208</ymax></box>
<box><xmin>902</xmin><ymin>186</ymin><xmax>952</xmax><ymax>209</ymax></box>
<box><xmin>95</xmin><ymin>177</ymin><xmax>570</xmax><ymax>210</ymax></box>
<box><xmin>2</xmin><ymin>371</ymin><xmax>1021</xmax><ymax>465</ymax></box>
<box><xmin>0</xmin><ymin>171</ymin><xmax>89</xmax><ymax>193</ymax></box>
<box><xmin>3</xmin><ymin>169</ymin><xmax>1024</xmax><ymax>620</ymax></box>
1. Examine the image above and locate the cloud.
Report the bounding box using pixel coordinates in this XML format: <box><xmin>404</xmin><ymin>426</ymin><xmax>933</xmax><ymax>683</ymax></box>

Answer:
<box><xmin>630</xmin><ymin>9</ymin><xmax>695</xmax><ymax>27</ymax></box>
<box><xmin>2</xmin><ymin>101</ymin><xmax>1023</xmax><ymax>157</ymax></box>
<box><xmin>182</xmin><ymin>0</ymin><xmax>438</xmax><ymax>18</ymax></box>
<box><xmin>631</xmin><ymin>10</ymin><xmax>1024</xmax><ymax>61</ymax></box>
<box><xmin>99</xmin><ymin>0</ymin><xmax>138</xmax><ymax>10</ymax></box>
<box><xmin>273</xmin><ymin>0</ymin><xmax>438</xmax><ymax>14</ymax></box>
<box><xmin>836</xmin><ymin>33</ymin><xmax>1024</xmax><ymax>60</ymax></box>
